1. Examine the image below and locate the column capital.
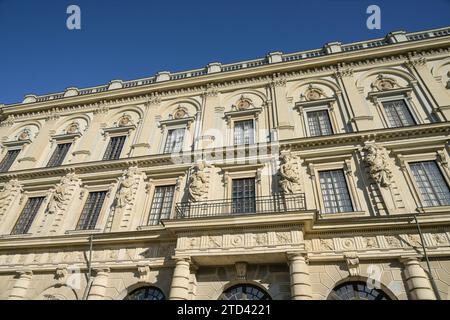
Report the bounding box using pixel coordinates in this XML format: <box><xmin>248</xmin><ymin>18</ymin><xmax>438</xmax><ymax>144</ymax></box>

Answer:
<box><xmin>172</xmin><ymin>255</ymin><xmax>191</xmax><ymax>264</ymax></box>
<box><xmin>399</xmin><ymin>255</ymin><xmax>421</xmax><ymax>264</ymax></box>
<box><xmin>92</xmin><ymin>267</ymin><xmax>110</xmax><ymax>276</ymax></box>
<box><xmin>16</xmin><ymin>269</ymin><xmax>33</xmax><ymax>278</ymax></box>
<box><xmin>286</xmin><ymin>251</ymin><xmax>308</xmax><ymax>262</ymax></box>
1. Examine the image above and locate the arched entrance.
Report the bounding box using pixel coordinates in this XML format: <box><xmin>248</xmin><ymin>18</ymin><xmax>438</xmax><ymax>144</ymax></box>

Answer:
<box><xmin>124</xmin><ymin>286</ymin><xmax>166</xmax><ymax>300</ymax></box>
<box><xmin>219</xmin><ymin>284</ymin><xmax>271</xmax><ymax>300</ymax></box>
<box><xmin>327</xmin><ymin>281</ymin><xmax>392</xmax><ymax>300</ymax></box>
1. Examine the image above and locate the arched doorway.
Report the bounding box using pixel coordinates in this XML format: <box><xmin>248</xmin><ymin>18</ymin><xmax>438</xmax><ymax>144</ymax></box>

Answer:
<box><xmin>124</xmin><ymin>286</ymin><xmax>165</xmax><ymax>300</ymax></box>
<box><xmin>327</xmin><ymin>281</ymin><xmax>392</xmax><ymax>300</ymax></box>
<box><xmin>220</xmin><ymin>284</ymin><xmax>271</xmax><ymax>300</ymax></box>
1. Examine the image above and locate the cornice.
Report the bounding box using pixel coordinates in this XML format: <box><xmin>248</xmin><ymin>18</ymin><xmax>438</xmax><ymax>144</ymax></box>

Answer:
<box><xmin>1</xmin><ymin>34</ymin><xmax>449</xmax><ymax>119</ymax></box>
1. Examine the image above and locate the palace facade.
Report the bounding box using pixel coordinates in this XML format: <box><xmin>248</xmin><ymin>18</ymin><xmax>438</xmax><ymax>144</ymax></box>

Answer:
<box><xmin>1</xmin><ymin>27</ymin><xmax>450</xmax><ymax>300</ymax></box>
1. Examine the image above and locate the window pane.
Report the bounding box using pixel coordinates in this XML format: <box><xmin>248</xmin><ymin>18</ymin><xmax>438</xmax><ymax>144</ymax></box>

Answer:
<box><xmin>164</xmin><ymin>129</ymin><xmax>185</xmax><ymax>153</ymax></box>
<box><xmin>0</xmin><ymin>149</ymin><xmax>20</xmax><ymax>172</ymax></box>
<box><xmin>76</xmin><ymin>191</ymin><xmax>107</xmax><ymax>230</ymax></box>
<box><xmin>103</xmin><ymin>136</ymin><xmax>126</xmax><ymax>160</ymax></box>
<box><xmin>319</xmin><ymin>170</ymin><xmax>353</xmax><ymax>213</ymax></box>
<box><xmin>46</xmin><ymin>143</ymin><xmax>72</xmax><ymax>167</ymax></box>
<box><xmin>410</xmin><ymin>161</ymin><xmax>450</xmax><ymax>207</ymax></box>
<box><xmin>148</xmin><ymin>185</ymin><xmax>175</xmax><ymax>225</ymax></box>
<box><xmin>232</xmin><ymin>178</ymin><xmax>256</xmax><ymax>214</ymax></box>
<box><xmin>234</xmin><ymin>120</ymin><xmax>254</xmax><ymax>145</ymax></box>
<box><xmin>307</xmin><ymin>110</ymin><xmax>333</xmax><ymax>137</ymax></box>
<box><xmin>382</xmin><ymin>100</ymin><xmax>415</xmax><ymax>128</ymax></box>
<box><xmin>11</xmin><ymin>197</ymin><xmax>45</xmax><ymax>235</ymax></box>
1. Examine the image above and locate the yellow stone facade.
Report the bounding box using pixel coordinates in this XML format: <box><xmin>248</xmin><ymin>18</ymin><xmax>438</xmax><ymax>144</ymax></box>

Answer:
<box><xmin>1</xmin><ymin>27</ymin><xmax>450</xmax><ymax>300</ymax></box>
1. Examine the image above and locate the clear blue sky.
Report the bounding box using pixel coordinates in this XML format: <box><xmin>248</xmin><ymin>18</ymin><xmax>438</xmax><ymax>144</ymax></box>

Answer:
<box><xmin>1</xmin><ymin>0</ymin><xmax>449</xmax><ymax>105</ymax></box>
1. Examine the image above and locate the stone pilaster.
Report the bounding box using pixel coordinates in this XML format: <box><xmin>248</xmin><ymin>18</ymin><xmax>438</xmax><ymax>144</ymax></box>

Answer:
<box><xmin>87</xmin><ymin>267</ymin><xmax>110</xmax><ymax>300</ymax></box>
<box><xmin>8</xmin><ymin>270</ymin><xmax>33</xmax><ymax>300</ymax></box>
<box><xmin>287</xmin><ymin>252</ymin><xmax>312</xmax><ymax>300</ymax></box>
<box><xmin>270</xmin><ymin>74</ymin><xmax>294</xmax><ymax>140</ymax></box>
<box><xmin>169</xmin><ymin>257</ymin><xmax>192</xmax><ymax>300</ymax></box>
<box><xmin>400</xmin><ymin>256</ymin><xmax>435</xmax><ymax>300</ymax></box>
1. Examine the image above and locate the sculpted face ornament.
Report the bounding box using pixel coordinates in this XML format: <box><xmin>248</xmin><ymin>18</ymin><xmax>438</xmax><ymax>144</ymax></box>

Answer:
<box><xmin>118</xmin><ymin>114</ymin><xmax>132</xmax><ymax>127</ymax></box>
<box><xmin>364</xmin><ymin>144</ymin><xmax>393</xmax><ymax>188</ymax></box>
<box><xmin>17</xmin><ymin>129</ymin><xmax>31</xmax><ymax>141</ymax></box>
<box><xmin>372</xmin><ymin>74</ymin><xmax>397</xmax><ymax>91</ymax></box>
<box><xmin>173</xmin><ymin>107</ymin><xmax>188</xmax><ymax>119</ymax></box>
<box><xmin>303</xmin><ymin>85</ymin><xmax>325</xmax><ymax>101</ymax></box>
<box><xmin>66</xmin><ymin>122</ymin><xmax>79</xmax><ymax>134</ymax></box>
<box><xmin>232</xmin><ymin>96</ymin><xmax>253</xmax><ymax>111</ymax></box>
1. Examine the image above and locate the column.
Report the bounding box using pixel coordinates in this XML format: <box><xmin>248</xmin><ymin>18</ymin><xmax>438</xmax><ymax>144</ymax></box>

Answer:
<box><xmin>87</xmin><ymin>267</ymin><xmax>110</xmax><ymax>300</ymax></box>
<box><xmin>71</xmin><ymin>108</ymin><xmax>108</xmax><ymax>163</ymax></box>
<box><xmin>270</xmin><ymin>75</ymin><xmax>294</xmax><ymax>140</ymax></box>
<box><xmin>335</xmin><ymin>68</ymin><xmax>374</xmax><ymax>131</ymax></box>
<box><xmin>400</xmin><ymin>256</ymin><xmax>435</xmax><ymax>300</ymax></box>
<box><xmin>169</xmin><ymin>257</ymin><xmax>191</xmax><ymax>300</ymax></box>
<box><xmin>8</xmin><ymin>270</ymin><xmax>33</xmax><ymax>300</ymax></box>
<box><xmin>405</xmin><ymin>58</ymin><xmax>450</xmax><ymax>120</ymax></box>
<box><xmin>287</xmin><ymin>252</ymin><xmax>312</xmax><ymax>300</ymax></box>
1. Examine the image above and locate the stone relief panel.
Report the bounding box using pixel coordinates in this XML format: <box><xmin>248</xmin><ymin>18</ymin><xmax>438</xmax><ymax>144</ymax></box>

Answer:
<box><xmin>0</xmin><ymin>179</ymin><xmax>23</xmax><ymax>223</ymax></box>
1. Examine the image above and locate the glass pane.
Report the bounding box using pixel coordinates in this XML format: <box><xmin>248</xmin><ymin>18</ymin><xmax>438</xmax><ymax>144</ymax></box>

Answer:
<box><xmin>103</xmin><ymin>136</ymin><xmax>126</xmax><ymax>160</ymax></box>
<box><xmin>327</xmin><ymin>282</ymin><xmax>390</xmax><ymax>300</ymax></box>
<box><xmin>307</xmin><ymin>110</ymin><xmax>332</xmax><ymax>137</ymax></box>
<box><xmin>46</xmin><ymin>143</ymin><xmax>72</xmax><ymax>167</ymax></box>
<box><xmin>125</xmin><ymin>287</ymin><xmax>165</xmax><ymax>300</ymax></box>
<box><xmin>0</xmin><ymin>149</ymin><xmax>20</xmax><ymax>172</ymax></box>
<box><xmin>76</xmin><ymin>191</ymin><xmax>107</xmax><ymax>230</ymax></box>
<box><xmin>234</xmin><ymin>120</ymin><xmax>254</xmax><ymax>145</ymax></box>
<box><xmin>232</xmin><ymin>178</ymin><xmax>256</xmax><ymax>214</ymax></box>
<box><xmin>410</xmin><ymin>161</ymin><xmax>450</xmax><ymax>207</ymax></box>
<box><xmin>11</xmin><ymin>197</ymin><xmax>45</xmax><ymax>235</ymax></box>
<box><xmin>382</xmin><ymin>100</ymin><xmax>415</xmax><ymax>128</ymax></box>
<box><xmin>319</xmin><ymin>170</ymin><xmax>353</xmax><ymax>213</ymax></box>
<box><xmin>221</xmin><ymin>285</ymin><xmax>271</xmax><ymax>300</ymax></box>
<box><xmin>148</xmin><ymin>185</ymin><xmax>175</xmax><ymax>225</ymax></box>
<box><xmin>164</xmin><ymin>129</ymin><xmax>185</xmax><ymax>153</ymax></box>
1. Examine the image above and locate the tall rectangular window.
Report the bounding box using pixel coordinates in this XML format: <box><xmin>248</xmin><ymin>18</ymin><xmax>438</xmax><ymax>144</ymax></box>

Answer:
<box><xmin>382</xmin><ymin>100</ymin><xmax>416</xmax><ymax>128</ymax></box>
<box><xmin>234</xmin><ymin>120</ymin><xmax>254</xmax><ymax>145</ymax></box>
<box><xmin>11</xmin><ymin>197</ymin><xmax>44</xmax><ymax>235</ymax></box>
<box><xmin>46</xmin><ymin>143</ymin><xmax>72</xmax><ymax>167</ymax></box>
<box><xmin>103</xmin><ymin>136</ymin><xmax>126</xmax><ymax>160</ymax></box>
<box><xmin>232</xmin><ymin>178</ymin><xmax>256</xmax><ymax>214</ymax></box>
<box><xmin>307</xmin><ymin>110</ymin><xmax>333</xmax><ymax>137</ymax></box>
<box><xmin>319</xmin><ymin>170</ymin><xmax>353</xmax><ymax>214</ymax></box>
<box><xmin>163</xmin><ymin>129</ymin><xmax>185</xmax><ymax>153</ymax></box>
<box><xmin>0</xmin><ymin>149</ymin><xmax>20</xmax><ymax>172</ymax></box>
<box><xmin>148</xmin><ymin>185</ymin><xmax>175</xmax><ymax>225</ymax></box>
<box><xmin>76</xmin><ymin>191</ymin><xmax>107</xmax><ymax>230</ymax></box>
<box><xmin>410</xmin><ymin>161</ymin><xmax>450</xmax><ymax>207</ymax></box>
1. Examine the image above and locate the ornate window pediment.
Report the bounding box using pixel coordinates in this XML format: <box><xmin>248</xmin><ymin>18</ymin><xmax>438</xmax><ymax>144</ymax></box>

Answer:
<box><xmin>224</xmin><ymin>96</ymin><xmax>262</xmax><ymax>123</ymax></box>
<box><xmin>300</xmin><ymin>85</ymin><xmax>327</xmax><ymax>102</ymax></box>
<box><xmin>102</xmin><ymin>114</ymin><xmax>136</xmax><ymax>136</ymax></box>
<box><xmin>3</xmin><ymin>128</ymin><xmax>33</xmax><ymax>147</ymax></box>
<box><xmin>367</xmin><ymin>74</ymin><xmax>413</xmax><ymax>102</ymax></box>
<box><xmin>159</xmin><ymin>105</ymin><xmax>195</xmax><ymax>129</ymax></box>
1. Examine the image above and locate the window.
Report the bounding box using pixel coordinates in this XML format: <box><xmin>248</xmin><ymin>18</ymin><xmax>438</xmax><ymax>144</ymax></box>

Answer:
<box><xmin>103</xmin><ymin>136</ymin><xmax>126</xmax><ymax>160</ymax></box>
<box><xmin>382</xmin><ymin>99</ymin><xmax>416</xmax><ymax>128</ymax></box>
<box><xmin>234</xmin><ymin>120</ymin><xmax>254</xmax><ymax>145</ymax></box>
<box><xmin>327</xmin><ymin>282</ymin><xmax>391</xmax><ymax>300</ymax></box>
<box><xmin>307</xmin><ymin>110</ymin><xmax>333</xmax><ymax>136</ymax></box>
<box><xmin>319</xmin><ymin>169</ymin><xmax>353</xmax><ymax>213</ymax></box>
<box><xmin>148</xmin><ymin>185</ymin><xmax>175</xmax><ymax>225</ymax></box>
<box><xmin>220</xmin><ymin>285</ymin><xmax>271</xmax><ymax>300</ymax></box>
<box><xmin>0</xmin><ymin>149</ymin><xmax>20</xmax><ymax>172</ymax></box>
<box><xmin>232</xmin><ymin>178</ymin><xmax>256</xmax><ymax>214</ymax></box>
<box><xmin>46</xmin><ymin>143</ymin><xmax>72</xmax><ymax>167</ymax></box>
<box><xmin>124</xmin><ymin>287</ymin><xmax>165</xmax><ymax>300</ymax></box>
<box><xmin>410</xmin><ymin>161</ymin><xmax>450</xmax><ymax>207</ymax></box>
<box><xmin>76</xmin><ymin>191</ymin><xmax>107</xmax><ymax>230</ymax></box>
<box><xmin>11</xmin><ymin>197</ymin><xmax>45</xmax><ymax>235</ymax></box>
<box><xmin>163</xmin><ymin>129</ymin><xmax>185</xmax><ymax>153</ymax></box>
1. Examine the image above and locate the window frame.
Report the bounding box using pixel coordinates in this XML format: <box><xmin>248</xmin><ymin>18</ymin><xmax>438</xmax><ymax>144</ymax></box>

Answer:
<box><xmin>233</xmin><ymin>119</ymin><xmax>256</xmax><ymax>146</ymax></box>
<box><xmin>102</xmin><ymin>135</ymin><xmax>127</xmax><ymax>161</ymax></box>
<box><xmin>162</xmin><ymin>127</ymin><xmax>186</xmax><ymax>154</ymax></box>
<box><xmin>224</xmin><ymin>108</ymin><xmax>262</xmax><ymax>147</ymax></box>
<box><xmin>10</xmin><ymin>195</ymin><xmax>46</xmax><ymax>235</ymax></box>
<box><xmin>0</xmin><ymin>148</ymin><xmax>22</xmax><ymax>172</ymax></box>
<box><xmin>75</xmin><ymin>190</ymin><xmax>108</xmax><ymax>231</ymax></box>
<box><xmin>305</xmin><ymin>108</ymin><xmax>334</xmax><ymax>137</ymax></box>
<box><xmin>46</xmin><ymin>142</ymin><xmax>73</xmax><ymax>167</ymax></box>
<box><xmin>147</xmin><ymin>184</ymin><xmax>176</xmax><ymax>225</ymax></box>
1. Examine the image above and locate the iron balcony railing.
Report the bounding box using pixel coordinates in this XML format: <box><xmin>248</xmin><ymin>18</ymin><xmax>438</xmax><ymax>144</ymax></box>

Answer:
<box><xmin>175</xmin><ymin>193</ymin><xmax>306</xmax><ymax>219</ymax></box>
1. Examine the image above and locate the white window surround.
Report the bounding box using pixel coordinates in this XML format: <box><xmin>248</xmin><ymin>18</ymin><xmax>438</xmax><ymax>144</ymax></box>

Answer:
<box><xmin>224</xmin><ymin>108</ymin><xmax>262</xmax><ymax>147</ymax></box>
<box><xmin>67</xmin><ymin>185</ymin><xmax>112</xmax><ymax>233</ymax></box>
<box><xmin>100</xmin><ymin>124</ymin><xmax>136</xmax><ymax>160</ymax></box>
<box><xmin>217</xmin><ymin>164</ymin><xmax>264</xmax><ymax>200</ymax></box>
<box><xmin>367</xmin><ymin>87</ymin><xmax>423</xmax><ymax>128</ymax></box>
<box><xmin>307</xmin><ymin>159</ymin><xmax>364</xmax><ymax>219</ymax></box>
<box><xmin>158</xmin><ymin>117</ymin><xmax>195</xmax><ymax>154</ymax></box>
<box><xmin>41</xmin><ymin>132</ymin><xmax>82</xmax><ymax>167</ymax></box>
<box><xmin>294</xmin><ymin>98</ymin><xmax>341</xmax><ymax>137</ymax></box>
<box><xmin>397</xmin><ymin>151</ymin><xmax>450</xmax><ymax>213</ymax></box>
<box><xmin>138</xmin><ymin>176</ymin><xmax>183</xmax><ymax>229</ymax></box>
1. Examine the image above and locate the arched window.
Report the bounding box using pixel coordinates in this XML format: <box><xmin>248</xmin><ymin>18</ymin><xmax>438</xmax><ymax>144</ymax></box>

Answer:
<box><xmin>124</xmin><ymin>286</ymin><xmax>165</xmax><ymax>300</ymax></box>
<box><xmin>220</xmin><ymin>284</ymin><xmax>271</xmax><ymax>300</ymax></box>
<box><xmin>327</xmin><ymin>281</ymin><xmax>391</xmax><ymax>300</ymax></box>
